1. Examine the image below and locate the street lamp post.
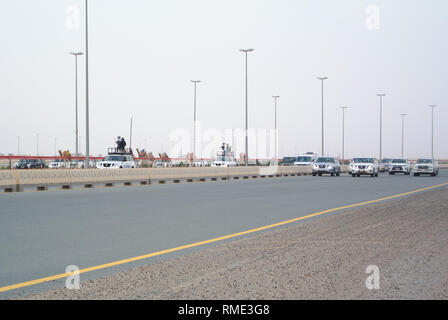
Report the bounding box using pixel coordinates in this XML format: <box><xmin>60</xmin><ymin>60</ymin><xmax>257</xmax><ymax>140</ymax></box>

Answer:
<box><xmin>340</xmin><ymin>106</ymin><xmax>348</xmax><ymax>160</ymax></box>
<box><xmin>69</xmin><ymin>52</ymin><xmax>83</xmax><ymax>157</ymax></box>
<box><xmin>377</xmin><ymin>94</ymin><xmax>386</xmax><ymax>160</ymax></box>
<box><xmin>36</xmin><ymin>133</ymin><xmax>40</xmax><ymax>156</ymax></box>
<box><xmin>239</xmin><ymin>48</ymin><xmax>254</xmax><ymax>166</ymax></box>
<box><xmin>191</xmin><ymin>80</ymin><xmax>201</xmax><ymax>159</ymax></box>
<box><xmin>273</xmin><ymin>95</ymin><xmax>280</xmax><ymax>160</ymax></box>
<box><xmin>400</xmin><ymin>113</ymin><xmax>408</xmax><ymax>158</ymax></box>
<box><xmin>85</xmin><ymin>0</ymin><xmax>90</xmax><ymax>168</ymax></box>
<box><xmin>317</xmin><ymin>77</ymin><xmax>328</xmax><ymax>156</ymax></box>
<box><xmin>429</xmin><ymin>105</ymin><xmax>436</xmax><ymax>159</ymax></box>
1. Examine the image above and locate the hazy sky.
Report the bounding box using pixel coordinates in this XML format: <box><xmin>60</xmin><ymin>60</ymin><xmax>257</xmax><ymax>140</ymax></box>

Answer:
<box><xmin>1</xmin><ymin>0</ymin><xmax>447</xmax><ymax>159</ymax></box>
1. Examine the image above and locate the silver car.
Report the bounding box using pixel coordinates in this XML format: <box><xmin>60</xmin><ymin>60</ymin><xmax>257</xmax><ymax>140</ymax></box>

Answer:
<box><xmin>312</xmin><ymin>157</ymin><xmax>341</xmax><ymax>176</ymax></box>
<box><xmin>349</xmin><ymin>158</ymin><xmax>379</xmax><ymax>177</ymax></box>
<box><xmin>413</xmin><ymin>158</ymin><xmax>439</xmax><ymax>176</ymax></box>
<box><xmin>389</xmin><ymin>159</ymin><xmax>411</xmax><ymax>175</ymax></box>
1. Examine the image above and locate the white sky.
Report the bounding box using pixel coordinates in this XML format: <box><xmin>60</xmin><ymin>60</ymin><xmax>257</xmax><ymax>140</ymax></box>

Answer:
<box><xmin>0</xmin><ymin>0</ymin><xmax>447</xmax><ymax>159</ymax></box>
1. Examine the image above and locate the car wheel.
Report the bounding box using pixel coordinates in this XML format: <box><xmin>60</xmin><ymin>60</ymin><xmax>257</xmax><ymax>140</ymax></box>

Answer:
<box><xmin>352</xmin><ymin>174</ymin><xmax>356</xmax><ymax>177</ymax></box>
<box><xmin>312</xmin><ymin>173</ymin><xmax>316</xmax><ymax>176</ymax></box>
<box><xmin>318</xmin><ymin>173</ymin><xmax>322</xmax><ymax>176</ymax></box>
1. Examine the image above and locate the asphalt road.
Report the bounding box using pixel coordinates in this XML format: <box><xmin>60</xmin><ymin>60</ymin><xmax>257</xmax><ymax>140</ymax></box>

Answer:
<box><xmin>1</xmin><ymin>171</ymin><xmax>448</xmax><ymax>298</ymax></box>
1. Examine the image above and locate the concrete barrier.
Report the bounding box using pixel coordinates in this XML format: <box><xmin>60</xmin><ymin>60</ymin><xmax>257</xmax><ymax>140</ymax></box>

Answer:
<box><xmin>0</xmin><ymin>171</ymin><xmax>17</xmax><ymax>192</ymax></box>
<box><xmin>279</xmin><ymin>166</ymin><xmax>312</xmax><ymax>176</ymax></box>
<box><xmin>15</xmin><ymin>170</ymin><xmax>49</xmax><ymax>191</ymax></box>
<box><xmin>4</xmin><ymin>165</ymin><xmax>327</xmax><ymax>192</ymax></box>
<box><xmin>149</xmin><ymin>167</ymin><xmax>229</xmax><ymax>183</ymax></box>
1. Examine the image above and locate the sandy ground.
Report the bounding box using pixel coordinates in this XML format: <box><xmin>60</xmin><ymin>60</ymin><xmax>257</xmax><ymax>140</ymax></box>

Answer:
<box><xmin>21</xmin><ymin>187</ymin><xmax>448</xmax><ymax>300</ymax></box>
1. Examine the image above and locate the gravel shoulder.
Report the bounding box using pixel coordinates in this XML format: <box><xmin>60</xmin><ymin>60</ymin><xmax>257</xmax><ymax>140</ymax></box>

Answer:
<box><xmin>21</xmin><ymin>187</ymin><xmax>448</xmax><ymax>300</ymax></box>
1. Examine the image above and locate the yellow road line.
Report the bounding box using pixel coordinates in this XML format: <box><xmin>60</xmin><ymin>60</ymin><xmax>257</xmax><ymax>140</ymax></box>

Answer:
<box><xmin>1</xmin><ymin>182</ymin><xmax>447</xmax><ymax>293</ymax></box>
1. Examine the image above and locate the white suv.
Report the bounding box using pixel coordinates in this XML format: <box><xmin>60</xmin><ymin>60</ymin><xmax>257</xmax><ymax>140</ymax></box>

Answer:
<box><xmin>294</xmin><ymin>153</ymin><xmax>318</xmax><ymax>166</ymax></box>
<box><xmin>97</xmin><ymin>155</ymin><xmax>136</xmax><ymax>169</ymax></box>
<box><xmin>349</xmin><ymin>158</ymin><xmax>379</xmax><ymax>177</ymax></box>
<box><xmin>389</xmin><ymin>159</ymin><xmax>411</xmax><ymax>175</ymax></box>
<box><xmin>413</xmin><ymin>158</ymin><xmax>439</xmax><ymax>176</ymax></box>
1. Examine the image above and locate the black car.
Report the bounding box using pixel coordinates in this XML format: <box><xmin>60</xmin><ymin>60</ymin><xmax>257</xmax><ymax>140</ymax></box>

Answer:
<box><xmin>281</xmin><ymin>157</ymin><xmax>297</xmax><ymax>166</ymax></box>
<box><xmin>28</xmin><ymin>159</ymin><xmax>45</xmax><ymax>169</ymax></box>
<box><xmin>15</xmin><ymin>159</ymin><xmax>45</xmax><ymax>169</ymax></box>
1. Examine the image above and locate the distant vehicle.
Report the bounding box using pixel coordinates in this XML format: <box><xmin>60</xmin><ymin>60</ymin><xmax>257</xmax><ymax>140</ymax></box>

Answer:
<box><xmin>210</xmin><ymin>143</ymin><xmax>237</xmax><ymax>167</ymax></box>
<box><xmin>26</xmin><ymin>159</ymin><xmax>45</xmax><ymax>169</ymax></box>
<box><xmin>413</xmin><ymin>158</ymin><xmax>439</xmax><ymax>176</ymax></box>
<box><xmin>194</xmin><ymin>160</ymin><xmax>209</xmax><ymax>167</ymax></box>
<box><xmin>48</xmin><ymin>159</ymin><xmax>65</xmax><ymax>169</ymax></box>
<box><xmin>379</xmin><ymin>159</ymin><xmax>393</xmax><ymax>172</ymax></box>
<box><xmin>349</xmin><ymin>158</ymin><xmax>379</xmax><ymax>177</ymax></box>
<box><xmin>389</xmin><ymin>159</ymin><xmax>411</xmax><ymax>175</ymax></box>
<box><xmin>312</xmin><ymin>157</ymin><xmax>341</xmax><ymax>176</ymax></box>
<box><xmin>281</xmin><ymin>157</ymin><xmax>296</xmax><ymax>166</ymax></box>
<box><xmin>294</xmin><ymin>153</ymin><xmax>318</xmax><ymax>166</ymax></box>
<box><xmin>15</xmin><ymin>159</ymin><xmax>32</xmax><ymax>169</ymax></box>
<box><xmin>97</xmin><ymin>155</ymin><xmax>135</xmax><ymax>169</ymax></box>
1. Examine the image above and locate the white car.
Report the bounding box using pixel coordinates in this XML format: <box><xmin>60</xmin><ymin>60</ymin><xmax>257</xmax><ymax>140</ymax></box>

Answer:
<box><xmin>349</xmin><ymin>157</ymin><xmax>379</xmax><ymax>177</ymax></box>
<box><xmin>413</xmin><ymin>158</ymin><xmax>439</xmax><ymax>176</ymax></box>
<box><xmin>97</xmin><ymin>155</ymin><xmax>136</xmax><ymax>169</ymax></box>
<box><xmin>48</xmin><ymin>159</ymin><xmax>65</xmax><ymax>169</ymax></box>
<box><xmin>389</xmin><ymin>159</ymin><xmax>411</xmax><ymax>175</ymax></box>
<box><xmin>312</xmin><ymin>157</ymin><xmax>341</xmax><ymax>176</ymax></box>
<box><xmin>379</xmin><ymin>159</ymin><xmax>393</xmax><ymax>173</ymax></box>
<box><xmin>294</xmin><ymin>153</ymin><xmax>318</xmax><ymax>166</ymax></box>
<box><xmin>210</xmin><ymin>160</ymin><xmax>236</xmax><ymax>167</ymax></box>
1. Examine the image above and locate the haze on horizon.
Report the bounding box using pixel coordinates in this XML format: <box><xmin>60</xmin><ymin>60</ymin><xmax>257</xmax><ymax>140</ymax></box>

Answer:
<box><xmin>0</xmin><ymin>0</ymin><xmax>447</xmax><ymax>159</ymax></box>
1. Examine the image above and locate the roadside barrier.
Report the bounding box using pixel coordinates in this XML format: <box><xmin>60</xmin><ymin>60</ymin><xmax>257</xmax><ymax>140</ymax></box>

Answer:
<box><xmin>1</xmin><ymin>164</ymin><xmax>359</xmax><ymax>193</ymax></box>
<box><xmin>0</xmin><ymin>171</ymin><xmax>16</xmax><ymax>192</ymax></box>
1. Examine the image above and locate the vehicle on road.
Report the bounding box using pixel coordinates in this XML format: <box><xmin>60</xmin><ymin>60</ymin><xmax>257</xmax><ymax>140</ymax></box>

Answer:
<box><xmin>281</xmin><ymin>157</ymin><xmax>296</xmax><ymax>166</ymax></box>
<box><xmin>379</xmin><ymin>158</ymin><xmax>393</xmax><ymax>172</ymax></box>
<box><xmin>312</xmin><ymin>157</ymin><xmax>341</xmax><ymax>176</ymax></box>
<box><xmin>14</xmin><ymin>159</ymin><xmax>32</xmax><ymax>169</ymax></box>
<box><xmin>349</xmin><ymin>158</ymin><xmax>379</xmax><ymax>177</ymax></box>
<box><xmin>413</xmin><ymin>158</ymin><xmax>439</xmax><ymax>176</ymax></box>
<box><xmin>389</xmin><ymin>159</ymin><xmax>411</xmax><ymax>175</ymax></box>
<box><xmin>210</xmin><ymin>143</ymin><xmax>237</xmax><ymax>167</ymax></box>
<box><xmin>97</xmin><ymin>154</ymin><xmax>135</xmax><ymax>169</ymax></box>
<box><xmin>48</xmin><ymin>159</ymin><xmax>65</xmax><ymax>169</ymax></box>
<box><xmin>294</xmin><ymin>152</ymin><xmax>318</xmax><ymax>166</ymax></box>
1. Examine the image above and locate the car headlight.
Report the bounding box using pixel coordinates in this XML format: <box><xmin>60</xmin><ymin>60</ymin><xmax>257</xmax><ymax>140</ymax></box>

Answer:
<box><xmin>328</xmin><ymin>165</ymin><xmax>333</xmax><ymax>169</ymax></box>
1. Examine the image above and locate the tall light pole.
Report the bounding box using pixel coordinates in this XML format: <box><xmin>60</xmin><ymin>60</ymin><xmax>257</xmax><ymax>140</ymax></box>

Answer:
<box><xmin>317</xmin><ymin>77</ymin><xmax>328</xmax><ymax>156</ymax></box>
<box><xmin>191</xmin><ymin>80</ymin><xmax>201</xmax><ymax>159</ymax></box>
<box><xmin>273</xmin><ymin>95</ymin><xmax>280</xmax><ymax>160</ymax></box>
<box><xmin>85</xmin><ymin>0</ymin><xmax>90</xmax><ymax>168</ymax></box>
<box><xmin>69</xmin><ymin>52</ymin><xmax>83</xmax><ymax>157</ymax></box>
<box><xmin>239</xmin><ymin>48</ymin><xmax>254</xmax><ymax>165</ymax></box>
<box><xmin>340</xmin><ymin>106</ymin><xmax>348</xmax><ymax>160</ymax></box>
<box><xmin>429</xmin><ymin>105</ymin><xmax>436</xmax><ymax>159</ymax></box>
<box><xmin>36</xmin><ymin>133</ymin><xmax>40</xmax><ymax>156</ymax></box>
<box><xmin>377</xmin><ymin>93</ymin><xmax>386</xmax><ymax>160</ymax></box>
<box><xmin>400</xmin><ymin>113</ymin><xmax>408</xmax><ymax>158</ymax></box>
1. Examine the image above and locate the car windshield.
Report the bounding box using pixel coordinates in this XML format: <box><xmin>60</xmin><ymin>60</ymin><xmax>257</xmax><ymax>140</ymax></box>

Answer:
<box><xmin>392</xmin><ymin>159</ymin><xmax>406</xmax><ymax>164</ymax></box>
<box><xmin>316</xmin><ymin>157</ymin><xmax>335</xmax><ymax>163</ymax></box>
<box><xmin>296</xmin><ymin>156</ymin><xmax>312</xmax><ymax>162</ymax></box>
<box><xmin>417</xmin><ymin>159</ymin><xmax>433</xmax><ymax>164</ymax></box>
<box><xmin>353</xmin><ymin>158</ymin><xmax>374</xmax><ymax>163</ymax></box>
<box><xmin>282</xmin><ymin>157</ymin><xmax>296</xmax><ymax>163</ymax></box>
<box><xmin>104</xmin><ymin>156</ymin><xmax>125</xmax><ymax>161</ymax></box>
<box><xmin>381</xmin><ymin>159</ymin><xmax>392</xmax><ymax>163</ymax></box>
